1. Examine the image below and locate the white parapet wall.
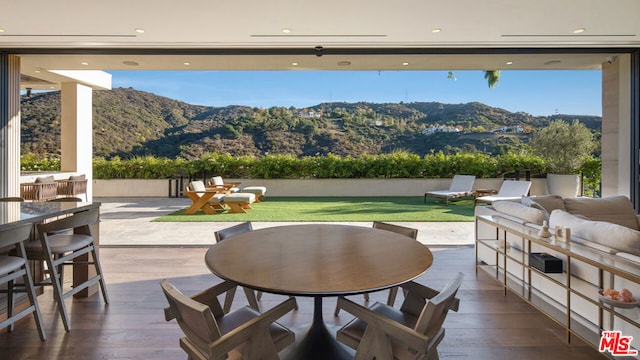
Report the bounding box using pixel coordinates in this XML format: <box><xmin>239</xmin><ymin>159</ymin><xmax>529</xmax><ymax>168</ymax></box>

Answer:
<box><xmin>93</xmin><ymin>178</ymin><xmax>548</xmax><ymax>198</ymax></box>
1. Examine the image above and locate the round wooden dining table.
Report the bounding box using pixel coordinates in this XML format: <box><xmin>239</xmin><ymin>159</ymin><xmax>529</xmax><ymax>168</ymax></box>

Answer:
<box><xmin>205</xmin><ymin>223</ymin><xmax>433</xmax><ymax>360</ymax></box>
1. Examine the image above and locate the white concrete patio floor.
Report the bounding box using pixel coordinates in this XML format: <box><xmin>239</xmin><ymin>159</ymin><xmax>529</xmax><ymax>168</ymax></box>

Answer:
<box><xmin>97</xmin><ymin>197</ymin><xmax>475</xmax><ymax>247</ymax></box>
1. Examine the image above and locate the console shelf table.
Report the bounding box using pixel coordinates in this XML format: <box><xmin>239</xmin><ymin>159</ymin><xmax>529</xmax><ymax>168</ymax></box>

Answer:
<box><xmin>475</xmin><ymin>214</ymin><xmax>640</xmax><ymax>357</ymax></box>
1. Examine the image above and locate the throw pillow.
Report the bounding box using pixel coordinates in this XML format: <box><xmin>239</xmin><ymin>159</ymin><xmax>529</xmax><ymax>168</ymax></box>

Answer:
<box><xmin>35</xmin><ymin>175</ymin><xmax>55</xmax><ymax>183</ymax></box>
<box><xmin>521</xmin><ymin>195</ymin><xmax>566</xmax><ymax>214</ymax></box>
<box><xmin>69</xmin><ymin>174</ymin><xmax>86</xmax><ymax>181</ymax></box>
<box><xmin>493</xmin><ymin>200</ymin><xmax>546</xmax><ymax>225</ymax></box>
<box><xmin>549</xmin><ymin>209</ymin><xmax>640</xmax><ymax>256</ymax></box>
<box><xmin>563</xmin><ymin>196</ymin><xmax>639</xmax><ymax>230</ymax></box>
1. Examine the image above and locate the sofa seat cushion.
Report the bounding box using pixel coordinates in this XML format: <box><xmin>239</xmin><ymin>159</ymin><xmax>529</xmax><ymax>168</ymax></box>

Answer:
<box><xmin>563</xmin><ymin>196</ymin><xmax>639</xmax><ymax>230</ymax></box>
<box><xmin>549</xmin><ymin>209</ymin><xmax>640</xmax><ymax>256</ymax></box>
<box><xmin>493</xmin><ymin>200</ymin><xmax>546</xmax><ymax>225</ymax></box>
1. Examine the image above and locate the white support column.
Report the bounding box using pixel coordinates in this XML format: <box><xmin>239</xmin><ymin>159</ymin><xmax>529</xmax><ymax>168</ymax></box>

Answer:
<box><xmin>61</xmin><ymin>82</ymin><xmax>94</xmax><ymax>200</ymax></box>
<box><xmin>602</xmin><ymin>55</ymin><xmax>631</xmax><ymax>197</ymax></box>
<box><xmin>0</xmin><ymin>53</ymin><xmax>21</xmax><ymax>198</ymax></box>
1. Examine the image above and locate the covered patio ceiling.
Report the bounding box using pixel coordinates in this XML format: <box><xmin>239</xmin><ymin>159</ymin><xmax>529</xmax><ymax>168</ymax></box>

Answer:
<box><xmin>2</xmin><ymin>0</ymin><xmax>639</xmax><ymax>90</ymax></box>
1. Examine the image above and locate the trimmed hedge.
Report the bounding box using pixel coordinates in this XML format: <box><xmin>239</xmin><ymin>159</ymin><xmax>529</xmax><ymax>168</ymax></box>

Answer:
<box><xmin>22</xmin><ymin>151</ymin><xmax>601</xmax><ymax>181</ymax></box>
<box><xmin>91</xmin><ymin>151</ymin><xmax>552</xmax><ymax>179</ymax></box>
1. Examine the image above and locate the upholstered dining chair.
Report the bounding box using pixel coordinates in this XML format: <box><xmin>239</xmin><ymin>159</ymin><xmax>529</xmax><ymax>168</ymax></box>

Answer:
<box><xmin>334</xmin><ymin>221</ymin><xmax>419</xmax><ymax>316</ymax></box>
<box><xmin>24</xmin><ymin>207</ymin><xmax>109</xmax><ymax>331</ymax></box>
<box><xmin>161</xmin><ymin>279</ymin><xmax>296</xmax><ymax>360</ymax></box>
<box><xmin>0</xmin><ymin>223</ymin><xmax>46</xmax><ymax>340</ymax></box>
<box><xmin>335</xmin><ymin>272</ymin><xmax>464</xmax><ymax>360</ymax></box>
<box><xmin>214</xmin><ymin>222</ymin><xmax>260</xmax><ymax>312</ymax></box>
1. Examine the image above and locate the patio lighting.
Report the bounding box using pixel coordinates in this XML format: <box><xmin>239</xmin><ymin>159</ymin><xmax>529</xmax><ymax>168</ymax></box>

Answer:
<box><xmin>573</xmin><ymin>28</ymin><xmax>586</xmax><ymax>34</ymax></box>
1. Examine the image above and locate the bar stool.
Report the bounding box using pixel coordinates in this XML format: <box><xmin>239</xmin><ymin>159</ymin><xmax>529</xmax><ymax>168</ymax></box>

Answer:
<box><xmin>24</xmin><ymin>207</ymin><xmax>109</xmax><ymax>331</ymax></box>
<box><xmin>0</xmin><ymin>223</ymin><xmax>46</xmax><ymax>340</ymax></box>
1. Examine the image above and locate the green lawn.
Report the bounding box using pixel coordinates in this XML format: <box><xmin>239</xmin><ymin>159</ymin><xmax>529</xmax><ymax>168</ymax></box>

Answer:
<box><xmin>154</xmin><ymin>196</ymin><xmax>475</xmax><ymax>222</ymax></box>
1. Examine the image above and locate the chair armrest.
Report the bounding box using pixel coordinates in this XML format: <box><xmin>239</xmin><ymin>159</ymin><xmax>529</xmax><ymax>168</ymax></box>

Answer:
<box><xmin>400</xmin><ymin>281</ymin><xmax>440</xmax><ymax>300</ymax></box>
<box><xmin>336</xmin><ymin>297</ymin><xmax>429</xmax><ymax>352</ymax></box>
<box><xmin>206</xmin><ymin>297</ymin><xmax>297</xmax><ymax>358</ymax></box>
<box><xmin>400</xmin><ymin>281</ymin><xmax>461</xmax><ymax>314</ymax></box>
<box><xmin>164</xmin><ymin>281</ymin><xmax>236</xmax><ymax>320</ymax></box>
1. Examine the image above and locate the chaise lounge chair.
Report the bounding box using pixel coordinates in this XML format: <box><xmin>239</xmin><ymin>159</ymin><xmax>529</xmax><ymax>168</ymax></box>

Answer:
<box><xmin>424</xmin><ymin>175</ymin><xmax>476</xmax><ymax>205</ymax></box>
<box><xmin>475</xmin><ymin>180</ymin><xmax>531</xmax><ymax>205</ymax></box>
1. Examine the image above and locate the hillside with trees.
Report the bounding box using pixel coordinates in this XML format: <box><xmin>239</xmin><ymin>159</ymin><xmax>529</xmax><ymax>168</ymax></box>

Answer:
<box><xmin>20</xmin><ymin>87</ymin><xmax>601</xmax><ymax>159</ymax></box>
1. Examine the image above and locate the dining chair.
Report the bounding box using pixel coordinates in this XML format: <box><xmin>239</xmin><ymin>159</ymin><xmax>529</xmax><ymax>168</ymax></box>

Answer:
<box><xmin>0</xmin><ymin>223</ymin><xmax>46</xmax><ymax>340</ymax></box>
<box><xmin>24</xmin><ymin>207</ymin><xmax>109</xmax><ymax>331</ymax></box>
<box><xmin>334</xmin><ymin>221</ymin><xmax>419</xmax><ymax>316</ymax></box>
<box><xmin>214</xmin><ymin>222</ymin><xmax>260</xmax><ymax>312</ymax></box>
<box><xmin>161</xmin><ymin>279</ymin><xmax>296</xmax><ymax>360</ymax></box>
<box><xmin>335</xmin><ymin>272</ymin><xmax>464</xmax><ymax>360</ymax></box>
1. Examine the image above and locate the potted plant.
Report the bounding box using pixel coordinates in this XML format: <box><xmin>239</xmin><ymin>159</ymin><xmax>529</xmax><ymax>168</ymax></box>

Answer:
<box><xmin>529</xmin><ymin>119</ymin><xmax>597</xmax><ymax>198</ymax></box>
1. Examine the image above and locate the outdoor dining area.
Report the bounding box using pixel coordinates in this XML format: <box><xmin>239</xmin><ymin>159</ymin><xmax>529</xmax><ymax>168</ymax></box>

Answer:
<box><xmin>0</xmin><ymin>197</ymin><xmax>606</xmax><ymax>360</ymax></box>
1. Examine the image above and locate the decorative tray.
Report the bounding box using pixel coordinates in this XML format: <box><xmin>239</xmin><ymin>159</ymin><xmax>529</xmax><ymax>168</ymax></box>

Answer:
<box><xmin>598</xmin><ymin>290</ymin><xmax>639</xmax><ymax>308</ymax></box>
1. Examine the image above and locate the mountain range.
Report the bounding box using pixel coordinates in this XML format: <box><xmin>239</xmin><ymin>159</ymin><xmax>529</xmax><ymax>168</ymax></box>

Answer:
<box><xmin>20</xmin><ymin>87</ymin><xmax>602</xmax><ymax>159</ymax></box>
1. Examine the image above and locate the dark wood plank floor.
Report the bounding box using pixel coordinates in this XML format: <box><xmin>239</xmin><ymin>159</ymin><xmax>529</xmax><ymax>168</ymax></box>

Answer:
<box><xmin>0</xmin><ymin>246</ymin><xmax>605</xmax><ymax>359</ymax></box>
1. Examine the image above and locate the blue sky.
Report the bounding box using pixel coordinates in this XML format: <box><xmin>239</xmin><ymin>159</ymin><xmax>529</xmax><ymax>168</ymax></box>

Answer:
<box><xmin>108</xmin><ymin>70</ymin><xmax>602</xmax><ymax>117</ymax></box>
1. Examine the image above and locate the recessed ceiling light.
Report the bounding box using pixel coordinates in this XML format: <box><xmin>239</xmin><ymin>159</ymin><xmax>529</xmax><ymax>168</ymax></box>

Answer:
<box><xmin>401</xmin><ymin>62</ymin><xmax>409</xmax><ymax>66</ymax></box>
<box><xmin>573</xmin><ymin>28</ymin><xmax>586</xmax><ymax>34</ymax></box>
<box><xmin>431</xmin><ymin>28</ymin><xmax>441</xmax><ymax>33</ymax></box>
<box><xmin>34</xmin><ymin>69</ymin><xmax>41</xmax><ymax>73</ymax></box>
<box><xmin>49</xmin><ymin>86</ymin><xmax>55</xmax><ymax>89</ymax></box>
<box><xmin>282</xmin><ymin>28</ymin><xmax>292</xmax><ymax>33</ymax></box>
<box><xmin>0</xmin><ymin>29</ymin><xmax>5</xmax><ymax>33</ymax></box>
<box><xmin>291</xmin><ymin>62</ymin><xmax>299</xmax><ymax>66</ymax></box>
<box><xmin>506</xmin><ymin>61</ymin><xmax>513</xmax><ymax>65</ymax></box>
<box><xmin>123</xmin><ymin>61</ymin><xmax>139</xmax><ymax>66</ymax></box>
<box><xmin>135</xmin><ymin>28</ymin><xmax>145</xmax><ymax>34</ymax></box>
<box><xmin>80</xmin><ymin>62</ymin><xmax>89</xmax><ymax>66</ymax></box>
<box><xmin>183</xmin><ymin>62</ymin><xmax>191</xmax><ymax>66</ymax></box>
<box><xmin>337</xmin><ymin>61</ymin><xmax>351</xmax><ymax>66</ymax></box>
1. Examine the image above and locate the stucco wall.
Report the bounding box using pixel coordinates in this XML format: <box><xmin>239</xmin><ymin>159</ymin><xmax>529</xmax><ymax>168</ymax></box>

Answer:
<box><xmin>93</xmin><ymin>178</ymin><xmax>548</xmax><ymax>197</ymax></box>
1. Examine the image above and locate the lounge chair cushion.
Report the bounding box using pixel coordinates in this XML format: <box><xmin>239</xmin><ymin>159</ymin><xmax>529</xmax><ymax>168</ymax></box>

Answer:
<box><xmin>224</xmin><ymin>193</ymin><xmax>256</xmax><ymax>203</ymax></box>
<box><xmin>241</xmin><ymin>186</ymin><xmax>267</xmax><ymax>196</ymax></box>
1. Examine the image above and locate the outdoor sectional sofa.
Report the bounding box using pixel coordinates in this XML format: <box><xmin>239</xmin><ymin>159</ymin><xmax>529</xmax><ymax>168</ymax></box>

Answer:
<box><xmin>475</xmin><ymin>195</ymin><xmax>640</xmax><ymax>353</ymax></box>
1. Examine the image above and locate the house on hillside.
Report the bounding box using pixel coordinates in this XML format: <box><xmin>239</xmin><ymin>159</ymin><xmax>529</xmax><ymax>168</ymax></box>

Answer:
<box><xmin>422</xmin><ymin>124</ymin><xmax>462</xmax><ymax>135</ymax></box>
<box><xmin>299</xmin><ymin>110</ymin><xmax>322</xmax><ymax>118</ymax></box>
<box><xmin>492</xmin><ymin>125</ymin><xmax>525</xmax><ymax>133</ymax></box>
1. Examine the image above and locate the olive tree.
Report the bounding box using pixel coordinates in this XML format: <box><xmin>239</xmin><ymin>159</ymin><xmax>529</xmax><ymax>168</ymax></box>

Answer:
<box><xmin>529</xmin><ymin>119</ymin><xmax>597</xmax><ymax>174</ymax></box>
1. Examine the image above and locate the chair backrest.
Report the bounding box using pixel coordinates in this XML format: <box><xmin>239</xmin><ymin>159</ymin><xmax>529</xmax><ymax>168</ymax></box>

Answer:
<box><xmin>188</xmin><ymin>180</ymin><xmax>207</xmax><ymax>193</ymax></box>
<box><xmin>0</xmin><ymin>223</ymin><xmax>32</xmax><ymax>249</ymax></box>
<box><xmin>372</xmin><ymin>221</ymin><xmax>418</xmax><ymax>240</ymax></box>
<box><xmin>497</xmin><ymin>180</ymin><xmax>531</xmax><ymax>197</ymax></box>
<box><xmin>412</xmin><ymin>272</ymin><xmax>463</xmax><ymax>340</ymax></box>
<box><xmin>160</xmin><ymin>279</ymin><xmax>222</xmax><ymax>356</ymax></box>
<box><xmin>38</xmin><ymin>207</ymin><xmax>99</xmax><ymax>235</ymax></box>
<box><xmin>448</xmin><ymin>175</ymin><xmax>476</xmax><ymax>192</ymax></box>
<box><xmin>214</xmin><ymin>222</ymin><xmax>253</xmax><ymax>242</ymax></box>
<box><xmin>210</xmin><ymin>176</ymin><xmax>224</xmax><ymax>186</ymax></box>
